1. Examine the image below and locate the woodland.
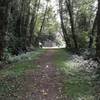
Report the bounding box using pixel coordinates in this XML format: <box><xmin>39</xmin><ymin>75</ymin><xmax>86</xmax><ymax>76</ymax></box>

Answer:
<box><xmin>0</xmin><ymin>0</ymin><xmax>100</xmax><ymax>100</ymax></box>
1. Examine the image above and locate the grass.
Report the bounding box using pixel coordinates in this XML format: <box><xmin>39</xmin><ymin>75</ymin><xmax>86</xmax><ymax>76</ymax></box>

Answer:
<box><xmin>0</xmin><ymin>49</ymin><xmax>45</xmax><ymax>77</ymax></box>
<box><xmin>0</xmin><ymin>48</ymin><xmax>95</xmax><ymax>99</ymax></box>
<box><xmin>54</xmin><ymin>49</ymin><xmax>94</xmax><ymax>100</ymax></box>
<box><xmin>0</xmin><ymin>49</ymin><xmax>45</xmax><ymax>99</ymax></box>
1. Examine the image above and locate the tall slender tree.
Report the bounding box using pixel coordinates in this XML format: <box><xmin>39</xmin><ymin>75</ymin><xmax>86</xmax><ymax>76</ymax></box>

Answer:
<box><xmin>65</xmin><ymin>0</ymin><xmax>78</xmax><ymax>51</ymax></box>
<box><xmin>96</xmin><ymin>0</ymin><xmax>100</xmax><ymax>58</ymax></box>
<box><xmin>89</xmin><ymin>14</ymin><xmax>97</xmax><ymax>48</ymax></box>
<box><xmin>0</xmin><ymin>0</ymin><xmax>10</xmax><ymax>60</ymax></box>
<box><xmin>59</xmin><ymin>0</ymin><xmax>71</xmax><ymax>48</ymax></box>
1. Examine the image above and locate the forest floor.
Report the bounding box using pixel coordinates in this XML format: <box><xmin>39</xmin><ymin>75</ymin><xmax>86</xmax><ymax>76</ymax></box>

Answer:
<box><xmin>0</xmin><ymin>49</ymin><xmax>94</xmax><ymax>100</ymax></box>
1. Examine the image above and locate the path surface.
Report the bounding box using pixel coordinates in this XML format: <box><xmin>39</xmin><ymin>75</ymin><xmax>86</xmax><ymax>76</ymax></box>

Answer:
<box><xmin>23</xmin><ymin>49</ymin><xmax>66</xmax><ymax>100</ymax></box>
<box><xmin>0</xmin><ymin>49</ymin><xmax>93</xmax><ymax>100</ymax></box>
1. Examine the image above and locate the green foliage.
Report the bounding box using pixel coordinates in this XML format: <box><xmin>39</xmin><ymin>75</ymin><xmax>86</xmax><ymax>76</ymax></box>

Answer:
<box><xmin>36</xmin><ymin>6</ymin><xmax>60</xmax><ymax>36</ymax></box>
<box><xmin>77</xmin><ymin>31</ymin><xmax>89</xmax><ymax>48</ymax></box>
<box><xmin>60</xmin><ymin>0</ymin><xmax>96</xmax><ymax>49</ymax></box>
<box><xmin>0</xmin><ymin>49</ymin><xmax>45</xmax><ymax>99</ymax></box>
<box><xmin>54</xmin><ymin>49</ymin><xmax>94</xmax><ymax>99</ymax></box>
<box><xmin>0</xmin><ymin>49</ymin><xmax>45</xmax><ymax>77</ymax></box>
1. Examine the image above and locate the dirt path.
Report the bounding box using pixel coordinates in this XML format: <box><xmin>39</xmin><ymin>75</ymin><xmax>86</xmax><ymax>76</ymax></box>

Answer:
<box><xmin>23</xmin><ymin>49</ymin><xmax>65</xmax><ymax>100</ymax></box>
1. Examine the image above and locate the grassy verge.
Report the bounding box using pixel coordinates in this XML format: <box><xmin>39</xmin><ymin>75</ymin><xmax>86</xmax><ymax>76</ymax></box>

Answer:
<box><xmin>54</xmin><ymin>49</ymin><xmax>94</xmax><ymax>100</ymax></box>
<box><xmin>0</xmin><ymin>49</ymin><xmax>45</xmax><ymax>99</ymax></box>
<box><xmin>0</xmin><ymin>49</ymin><xmax>45</xmax><ymax>77</ymax></box>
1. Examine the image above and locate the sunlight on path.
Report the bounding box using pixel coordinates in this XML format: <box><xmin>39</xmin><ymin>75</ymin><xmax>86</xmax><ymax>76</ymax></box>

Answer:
<box><xmin>42</xmin><ymin>46</ymin><xmax>66</xmax><ymax>49</ymax></box>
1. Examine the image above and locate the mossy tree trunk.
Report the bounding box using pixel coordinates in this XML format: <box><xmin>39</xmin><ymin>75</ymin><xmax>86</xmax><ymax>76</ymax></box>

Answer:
<box><xmin>96</xmin><ymin>0</ymin><xmax>100</xmax><ymax>58</ymax></box>
<box><xmin>0</xmin><ymin>0</ymin><xmax>10</xmax><ymax>60</ymax></box>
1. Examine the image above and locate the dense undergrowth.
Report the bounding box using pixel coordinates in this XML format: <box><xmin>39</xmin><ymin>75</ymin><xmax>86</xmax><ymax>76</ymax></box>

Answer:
<box><xmin>54</xmin><ymin>49</ymin><xmax>95</xmax><ymax>100</ymax></box>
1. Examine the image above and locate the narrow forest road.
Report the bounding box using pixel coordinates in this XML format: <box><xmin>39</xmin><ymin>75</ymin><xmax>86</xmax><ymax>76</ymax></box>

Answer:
<box><xmin>0</xmin><ymin>49</ymin><xmax>93</xmax><ymax>100</ymax></box>
<box><xmin>23</xmin><ymin>49</ymin><xmax>65</xmax><ymax>100</ymax></box>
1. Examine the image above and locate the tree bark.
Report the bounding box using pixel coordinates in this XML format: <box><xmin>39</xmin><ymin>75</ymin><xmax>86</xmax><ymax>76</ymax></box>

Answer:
<box><xmin>0</xmin><ymin>0</ymin><xmax>9</xmax><ymax>60</ymax></box>
<box><xmin>39</xmin><ymin>3</ymin><xmax>48</xmax><ymax>34</ymax></box>
<box><xmin>29</xmin><ymin>0</ymin><xmax>39</xmax><ymax>46</ymax></box>
<box><xmin>89</xmin><ymin>14</ymin><xmax>97</xmax><ymax>48</ymax></box>
<box><xmin>65</xmin><ymin>0</ymin><xmax>78</xmax><ymax>51</ymax></box>
<box><xmin>59</xmin><ymin>0</ymin><xmax>71</xmax><ymax>48</ymax></box>
<box><xmin>96</xmin><ymin>0</ymin><xmax>100</xmax><ymax>58</ymax></box>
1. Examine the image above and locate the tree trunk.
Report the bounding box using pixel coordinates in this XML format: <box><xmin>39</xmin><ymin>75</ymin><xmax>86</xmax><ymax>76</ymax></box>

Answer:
<box><xmin>59</xmin><ymin>0</ymin><xmax>71</xmax><ymax>48</ymax></box>
<box><xmin>89</xmin><ymin>14</ymin><xmax>97</xmax><ymax>48</ymax></box>
<box><xmin>39</xmin><ymin>3</ymin><xmax>48</xmax><ymax>34</ymax></box>
<box><xmin>29</xmin><ymin>0</ymin><xmax>41</xmax><ymax>47</ymax></box>
<box><xmin>65</xmin><ymin>0</ymin><xmax>78</xmax><ymax>51</ymax></box>
<box><xmin>96</xmin><ymin>0</ymin><xmax>100</xmax><ymax>58</ymax></box>
<box><xmin>0</xmin><ymin>0</ymin><xmax>9</xmax><ymax>60</ymax></box>
<box><xmin>36</xmin><ymin>2</ymin><xmax>48</xmax><ymax>46</ymax></box>
<box><xmin>29</xmin><ymin>0</ymin><xmax>39</xmax><ymax>46</ymax></box>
